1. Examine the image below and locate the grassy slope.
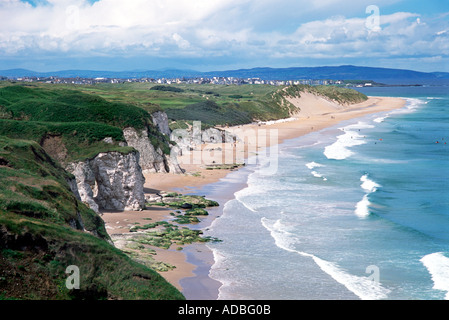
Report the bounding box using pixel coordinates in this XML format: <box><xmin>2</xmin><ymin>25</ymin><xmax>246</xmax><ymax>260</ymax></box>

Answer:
<box><xmin>0</xmin><ymin>85</ymin><xmax>150</xmax><ymax>128</ymax></box>
<box><xmin>0</xmin><ymin>136</ymin><xmax>184</xmax><ymax>300</ymax></box>
<box><xmin>0</xmin><ymin>136</ymin><xmax>107</xmax><ymax>238</ymax></box>
<box><xmin>0</xmin><ymin>85</ymin><xmax>170</xmax><ymax>161</ymax></box>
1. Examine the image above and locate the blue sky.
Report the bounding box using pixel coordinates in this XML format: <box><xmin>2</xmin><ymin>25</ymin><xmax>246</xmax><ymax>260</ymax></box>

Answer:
<box><xmin>0</xmin><ymin>0</ymin><xmax>448</xmax><ymax>72</ymax></box>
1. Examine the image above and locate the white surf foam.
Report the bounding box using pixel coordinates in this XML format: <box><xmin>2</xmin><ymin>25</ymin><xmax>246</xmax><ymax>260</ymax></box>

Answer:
<box><xmin>390</xmin><ymin>97</ymin><xmax>425</xmax><ymax>116</ymax></box>
<box><xmin>355</xmin><ymin>195</ymin><xmax>371</xmax><ymax>218</ymax></box>
<box><xmin>306</xmin><ymin>161</ymin><xmax>324</xmax><ymax>169</ymax></box>
<box><xmin>373</xmin><ymin>115</ymin><xmax>388</xmax><ymax>123</ymax></box>
<box><xmin>369</xmin><ymin>98</ymin><xmax>423</xmax><ymax>126</ymax></box>
<box><xmin>234</xmin><ymin>187</ymin><xmax>258</xmax><ymax>213</ymax></box>
<box><xmin>354</xmin><ymin>175</ymin><xmax>381</xmax><ymax>218</ymax></box>
<box><xmin>360</xmin><ymin>174</ymin><xmax>381</xmax><ymax>193</ymax></box>
<box><xmin>261</xmin><ymin>217</ymin><xmax>390</xmax><ymax>300</ymax></box>
<box><xmin>323</xmin><ymin>122</ymin><xmax>372</xmax><ymax>160</ymax></box>
<box><xmin>311</xmin><ymin>171</ymin><xmax>328</xmax><ymax>181</ymax></box>
<box><xmin>420</xmin><ymin>252</ymin><xmax>449</xmax><ymax>300</ymax></box>
<box><xmin>208</xmin><ymin>247</ymin><xmax>236</xmax><ymax>300</ymax></box>
<box><xmin>305</xmin><ymin>162</ymin><xmax>327</xmax><ymax>180</ymax></box>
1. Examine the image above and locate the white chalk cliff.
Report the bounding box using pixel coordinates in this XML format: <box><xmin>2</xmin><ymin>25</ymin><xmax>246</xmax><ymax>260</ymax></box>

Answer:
<box><xmin>66</xmin><ymin>111</ymin><xmax>183</xmax><ymax>213</ymax></box>
<box><xmin>151</xmin><ymin>111</ymin><xmax>171</xmax><ymax>136</ymax></box>
<box><xmin>66</xmin><ymin>151</ymin><xmax>145</xmax><ymax>213</ymax></box>
<box><xmin>123</xmin><ymin>126</ymin><xmax>184</xmax><ymax>174</ymax></box>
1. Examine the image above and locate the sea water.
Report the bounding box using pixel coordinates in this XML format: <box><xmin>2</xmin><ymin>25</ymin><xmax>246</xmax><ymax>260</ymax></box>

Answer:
<box><xmin>201</xmin><ymin>85</ymin><xmax>449</xmax><ymax>300</ymax></box>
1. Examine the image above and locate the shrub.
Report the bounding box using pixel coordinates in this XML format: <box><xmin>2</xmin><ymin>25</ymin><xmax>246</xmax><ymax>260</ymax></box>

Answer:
<box><xmin>150</xmin><ymin>85</ymin><xmax>184</xmax><ymax>93</ymax></box>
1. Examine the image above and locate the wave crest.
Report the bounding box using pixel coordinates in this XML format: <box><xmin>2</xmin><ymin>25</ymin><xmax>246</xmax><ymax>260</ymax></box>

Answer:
<box><xmin>323</xmin><ymin>122</ymin><xmax>372</xmax><ymax>160</ymax></box>
<box><xmin>421</xmin><ymin>252</ymin><xmax>449</xmax><ymax>300</ymax></box>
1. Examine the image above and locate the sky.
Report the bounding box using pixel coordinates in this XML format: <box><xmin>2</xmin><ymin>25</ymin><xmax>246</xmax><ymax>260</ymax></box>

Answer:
<box><xmin>0</xmin><ymin>0</ymin><xmax>448</xmax><ymax>72</ymax></box>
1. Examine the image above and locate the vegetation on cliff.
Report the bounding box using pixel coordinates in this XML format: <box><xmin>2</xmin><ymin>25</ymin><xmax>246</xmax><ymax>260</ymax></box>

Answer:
<box><xmin>0</xmin><ymin>137</ymin><xmax>183</xmax><ymax>300</ymax></box>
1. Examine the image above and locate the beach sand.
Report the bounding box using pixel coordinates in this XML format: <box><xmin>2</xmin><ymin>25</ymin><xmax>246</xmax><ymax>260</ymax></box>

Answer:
<box><xmin>102</xmin><ymin>94</ymin><xmax>406</xmax><ymax>298</ymax></box>
<box><xmin>101</xmin><ymin>163</ymin><xmax>235</xmax><ymax>293</ymax></box>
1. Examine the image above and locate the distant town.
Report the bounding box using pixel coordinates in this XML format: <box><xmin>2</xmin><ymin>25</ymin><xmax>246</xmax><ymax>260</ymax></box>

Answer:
<box><xmin>0</xmin><ymin>74</ymin><xmax>379</xmax><ymax>88</ymax></box>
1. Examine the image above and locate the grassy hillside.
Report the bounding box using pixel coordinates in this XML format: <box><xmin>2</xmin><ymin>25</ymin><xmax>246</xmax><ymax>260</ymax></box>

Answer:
<box><xmin>0</xmin><ymin>82</ymin><xmax>292</xmax><ymax>128</ymax></box>
<box><xmin>0</xmin><ymin>136</ymin><xmax>106</xmax><ymax>237</ymax></box>
<box><xmin>0</xmin><ymin>119</ymin><xmax>134</xmax><ymax>163</ymax></box>
<box><xmin>165</xmin><ymin>100</ymin><xmax>253</xmax><ymax>127</ymax></box>
<box><xmin>0</xmin><ymin>136</ymin><xmax>184</xmax><ymax>300</ymax></box>
<box><xmin>40</xmin><ymin>82</ymin><xmax>365</xmax><ymax>128</ymax></box>
<box><xmin>0</xmin><ymin>86</ymin><xmax>151</xmax><ymax>128</ymax></box>
<box><xmin>0</xmin><ymin>85</ymin><xmax>171</xmax><ymax>161</ymax></box>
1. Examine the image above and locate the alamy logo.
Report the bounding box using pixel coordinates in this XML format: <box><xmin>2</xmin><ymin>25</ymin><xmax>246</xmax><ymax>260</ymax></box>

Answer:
<box><xmin>366</xmin><ymin>265</ymin><xmax>380</xmax><ymax>284</ymax></box>
<box><xmin>65</xmin><ymin>265</ymin><xmax>80</xmax><ymax>290</ymax></box>
<box><xmin>65</xmin><ymin>5</ymin><xmax>80</xmax><ymax>31</ymax></box>
<box><xmin>366</xmin><ymin>5</ymin><xmax>381</xmax><ymax>32</ymax></box>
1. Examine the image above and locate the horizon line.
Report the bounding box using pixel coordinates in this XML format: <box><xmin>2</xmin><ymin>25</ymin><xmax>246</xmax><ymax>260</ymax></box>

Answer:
<box><xmin>0</xmin><ymin>64</ymin><xmax>445</xmax><ymax>75</ymax></box>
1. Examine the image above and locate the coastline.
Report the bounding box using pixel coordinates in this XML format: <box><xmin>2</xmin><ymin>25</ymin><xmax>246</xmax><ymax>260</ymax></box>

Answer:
<box><xmin>102</xmin><ymin>95</ymin><xmax>406</xmax><ymax>299</ymax></box>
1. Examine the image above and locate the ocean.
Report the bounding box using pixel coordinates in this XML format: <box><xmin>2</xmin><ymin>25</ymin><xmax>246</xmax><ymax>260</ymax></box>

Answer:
<box><xmin>191</xmin><ymin>85</ymin><xmax>449</xmax><ymax>300</ymax></box>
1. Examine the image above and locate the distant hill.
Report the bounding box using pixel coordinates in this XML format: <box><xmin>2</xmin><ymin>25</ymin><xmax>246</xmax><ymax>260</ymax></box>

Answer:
<box><xmin>1</xmin><ymin>65</ymin><xmax>448</xmax><ymax>84</ymax></box>
<box><xmin>204</xmin><ymin>65</ymin><xmax>449</xmax><ymax>84</ymax></box>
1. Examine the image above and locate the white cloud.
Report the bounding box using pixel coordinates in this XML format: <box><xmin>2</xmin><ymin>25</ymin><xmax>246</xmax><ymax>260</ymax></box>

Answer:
<box><xmin>172</xmin><ymin>33</ymin><xmax>190</xmax><ymax>50</ymax></box>
<box><xmin>0</xmin><ymin>0</ymin><xmax>448</xmax><ymax>71</ymax></box>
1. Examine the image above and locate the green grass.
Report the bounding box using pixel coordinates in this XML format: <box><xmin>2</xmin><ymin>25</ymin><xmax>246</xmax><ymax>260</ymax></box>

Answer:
<box><xmin>0</xmin><ymin>136</ymin><xmax>108</xmax><ymax>238</ymax></box>
<box><xmin>165</xmin><ymin>100</ymin><xmax>253</xmax><ymax>127</ymax></box>
<box><xmin>0</xmin><ymin>119</ymin><xmax>134</xmax><ymax>163</ymax></box>
<box><xmin>0</xmin><ymin>136</ymin><xmax>184</xmax><ymax>300</ymax></box>
<box><xmin>0</xmin><ymin>86</ymin><xmax>151</xmax><ymax>129</ymax></box>
<box><xmin>0</xmin><ymin>84</ymin><xmax>172</xmax><ymax>161</ymax></box>
<box><xmin>0</xmin><ymin>211</ymin><xmax>184</xmax><ymax>300</ymax></box>
<box><xmin>150</xmin><ymin>85</ymin><xmax>185</xmax><ymax>93</ymax></box>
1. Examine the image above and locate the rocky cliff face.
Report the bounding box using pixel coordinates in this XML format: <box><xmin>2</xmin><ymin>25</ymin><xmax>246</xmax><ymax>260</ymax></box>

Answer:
<box><xmin>66</xmin><ymin>111</ymin><xmax>183</xmax><ymax>214</ymax></box>
<box><xmin>123</xmin><ymin>126</ymin><xmax>184</xmax><ymax>174</ymax></box>
<box><xmin>171</xmin><ymin>126</ymin><xmax>238</xmax><ymax>155</ymax></box>
<box><xmin>151</xmin><ymin>111</ymin><xmax>171</xmax><ymax>136</ymax></box>
<box><xmin>66</xmin><ymin>151</ymin><xmax>145</xmax><ymax>213</ymax></box>
<box><xmin>123</xmin><ymin>127</ymin><xmax>167</xmax><ymax>173</ymax></box>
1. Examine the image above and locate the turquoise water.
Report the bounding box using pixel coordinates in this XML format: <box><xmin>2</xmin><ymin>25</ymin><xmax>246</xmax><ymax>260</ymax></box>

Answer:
<box><xmin>202</xmin><ymin>85</ymin><xmax>449</xmax><ymax>300</ymax></box>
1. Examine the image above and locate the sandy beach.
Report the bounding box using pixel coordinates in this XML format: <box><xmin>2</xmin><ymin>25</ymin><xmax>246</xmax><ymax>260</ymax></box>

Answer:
<box><xmin>101</xmin><ymin>163</ymin><xmax>235</xmax><ymax>293</ymax></box>
<box><xmin>102</xmin><ymin>94</ymin><xmax>406</xmax><ymax>298</ymax></box>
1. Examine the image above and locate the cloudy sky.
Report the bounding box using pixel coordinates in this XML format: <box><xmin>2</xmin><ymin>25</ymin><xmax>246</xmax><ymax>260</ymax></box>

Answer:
<box><xmin>0</xmin><ymin>0</ymin><xmax>448</xmax><ymax>72</ymax></box>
